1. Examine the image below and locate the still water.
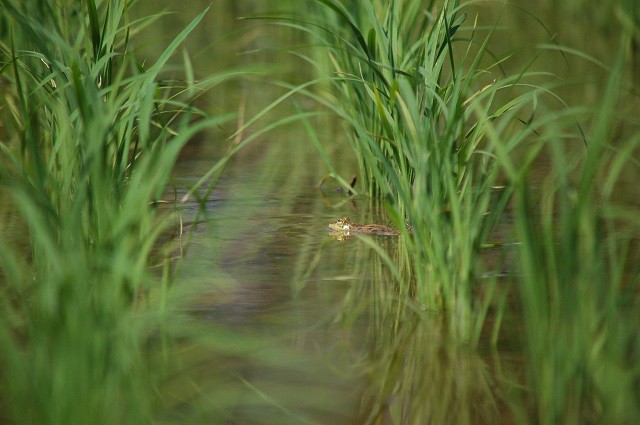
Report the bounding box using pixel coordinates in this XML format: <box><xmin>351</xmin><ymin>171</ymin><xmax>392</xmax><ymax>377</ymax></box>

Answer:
<box><xmin>158</xmin><ymin>113</ymin><xmax>522</xmax><ymax>424</ymax></box>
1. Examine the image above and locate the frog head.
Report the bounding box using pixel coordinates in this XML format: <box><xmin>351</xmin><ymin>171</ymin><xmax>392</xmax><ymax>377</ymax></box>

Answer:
<box><xmin>328</xmin><ymin>217</ymin><xmax>352</xmax><ymax>232</ymax></box>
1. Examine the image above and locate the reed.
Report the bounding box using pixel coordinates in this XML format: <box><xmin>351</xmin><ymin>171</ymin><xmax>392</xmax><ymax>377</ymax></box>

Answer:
<box><xmin>494</xmin><ymin>47</ymin><xmax>640</xmax><ymax>425</ymax></box>
<box><xmin>0</xmin><ymin>1</ymin><xmax>235</xmax><ymax>423</ymax></box>
<box><xmin>291</xmin><ymin>1</ymin><xmax>640</xmax><ymax>422</ymax></box>
<box><xmin>290</xmin><ymin>0</ymin><xmax>543</xmax><ymax>340</ymax></box>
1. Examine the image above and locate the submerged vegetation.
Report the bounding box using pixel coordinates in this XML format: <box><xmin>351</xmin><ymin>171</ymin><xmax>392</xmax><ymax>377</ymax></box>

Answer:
<box><xmin>0</xmin><ymin>0</ymin><xmax>639</xmax><ymax>424</ymax></box>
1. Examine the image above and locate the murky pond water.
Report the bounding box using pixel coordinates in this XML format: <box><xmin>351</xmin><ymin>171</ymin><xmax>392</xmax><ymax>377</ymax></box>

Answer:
<box><xmin>165</xmin><ymin>131</ymin><xmax>522</xmax><ymax>423</ymax></box>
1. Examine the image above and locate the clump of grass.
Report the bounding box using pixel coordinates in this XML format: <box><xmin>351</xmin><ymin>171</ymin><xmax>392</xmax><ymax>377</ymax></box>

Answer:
<box><xmin>291</xmin><ymin>0</ymin><xmax>543</xmax><ymax>341</ymax></box>
<box><xmin>491</xmin><ymin>45</ymin><xmax>640</xmax><ymax>424</ymax></box>
<box><xmin>0</xmin><ymin>1</ymin><xmax>234</xmax><ymax>423</ymax></box>
<box><xmin>285</xmin><ymin>1</ymin><xmax>640</xmax><ymax>422</ymax></box>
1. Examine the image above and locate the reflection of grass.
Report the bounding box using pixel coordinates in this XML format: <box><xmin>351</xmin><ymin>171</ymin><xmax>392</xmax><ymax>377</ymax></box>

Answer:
<box><xmin>0</xmin><ymin>1</ymin><xmax>235</xmax><ymax>423</ymax></box>
<box><xmin>329</xmin><ymin>246</ymin><xmax>505</xmax><ymax>425</ymax></box>
<box><xmin>363</xmin><ymin>322</ymin><xmax>502</xmax><ymax>425</ymax></box>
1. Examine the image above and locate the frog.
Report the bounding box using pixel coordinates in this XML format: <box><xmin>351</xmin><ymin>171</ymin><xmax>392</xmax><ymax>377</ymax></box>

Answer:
<box><xmin>327</xmin><ymin>217</ymin><xmax>401</xmax><ymax>238</ymax></box>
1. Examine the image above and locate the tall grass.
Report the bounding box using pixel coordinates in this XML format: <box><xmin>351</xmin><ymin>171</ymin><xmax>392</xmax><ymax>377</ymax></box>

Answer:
<box><xmin>0</xmin><ymin>1</ymin><xmax>234</xmax><ymax>423</ymax></box>
<box><xmin>492</xmin><ymin>47</ymin><xmax>640</xmax><ymax>425</ymax></box>
<box><xmin>291</xmin><ymin>0</ymin><xmax>541</xmax><ymax>340</ymax></box>
<box><xmin>288</xmin><ymin>1</ymin><xmax>640</xmax><ymax>423</ymax></box>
